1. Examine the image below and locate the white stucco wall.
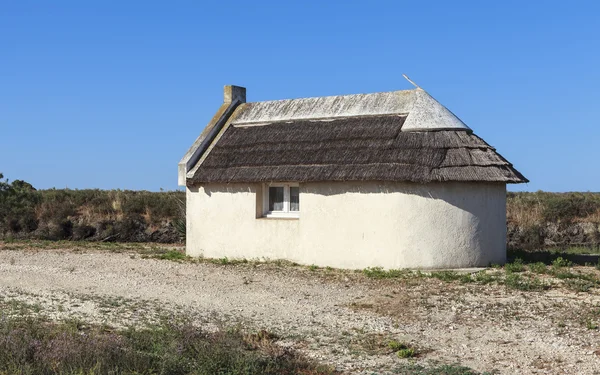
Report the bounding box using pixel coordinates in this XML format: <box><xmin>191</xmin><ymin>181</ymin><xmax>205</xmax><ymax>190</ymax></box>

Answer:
<box><xmin>186</xmin><ymin>181</ymin><xmax>507</xmax><ymax>269</ymax></box>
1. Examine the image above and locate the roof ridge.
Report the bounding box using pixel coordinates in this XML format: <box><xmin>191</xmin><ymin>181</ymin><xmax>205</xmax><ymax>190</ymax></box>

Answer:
<box><xmin>244</xmin><ymin>88</ymin><xmax>417</xmax><ymax>105</ymax></box>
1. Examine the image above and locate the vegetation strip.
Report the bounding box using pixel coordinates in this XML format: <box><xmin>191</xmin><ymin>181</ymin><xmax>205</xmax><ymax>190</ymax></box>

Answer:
<box><xmin>0</xmin><ymin>317</ymin><xmax>336</xmax><ymax>375</ymax></box>
<box><xmin>361</xmin><ymin>257</ymin><xmax>600</xmax><ymax>293</ymax></box>
<box><xmin>3</xmin><ymin>172</ymin><xmax>600</xmax><ymax>252</ymax></box>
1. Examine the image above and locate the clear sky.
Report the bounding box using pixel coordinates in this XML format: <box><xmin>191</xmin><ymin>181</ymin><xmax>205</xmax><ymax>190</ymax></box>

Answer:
<box><xmin>1</xmin><ymin>1</ymin><xmax>598</xmax><ymax>192</ymax></box>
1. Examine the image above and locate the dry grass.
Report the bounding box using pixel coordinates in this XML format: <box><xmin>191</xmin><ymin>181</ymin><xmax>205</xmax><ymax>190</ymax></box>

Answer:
<box><xmin>506</xmin><ymin>196</ymin><xmax>545</xmax><ymax>228</ymax></box>
<box><xmin>0</xmin><ymin>177</ymin><xmax>184</xmax><ymax>242</ymax></box>
<box><xmin>507</xmin><ymin>191</ymin><xmax>600</xmax><ymax>225</ymax></box>
<box><xmin>0</xmin><ymin>316</ymin><xmax>337</xmax><ymax>375</ymax></box>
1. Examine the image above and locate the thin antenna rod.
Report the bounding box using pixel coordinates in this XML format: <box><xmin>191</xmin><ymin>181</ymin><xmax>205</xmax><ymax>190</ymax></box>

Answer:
<box><xmin>402</xmin><ymin>74</ymin><xmax>420</xmax><ymax>89</ymax></box>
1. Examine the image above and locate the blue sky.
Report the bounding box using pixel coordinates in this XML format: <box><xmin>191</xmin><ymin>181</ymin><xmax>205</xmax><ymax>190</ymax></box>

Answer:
<box><xmin>1</xmin><ymin>1</ymin><xmax>598</xmax><ymax>192</ymax></box>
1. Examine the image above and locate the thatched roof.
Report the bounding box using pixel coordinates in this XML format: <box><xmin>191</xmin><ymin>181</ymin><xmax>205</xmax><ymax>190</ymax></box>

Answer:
<box><xmin>187</xmin><ymin>113</ymin><xmax>527</xmax><ymax>184</ymax></box>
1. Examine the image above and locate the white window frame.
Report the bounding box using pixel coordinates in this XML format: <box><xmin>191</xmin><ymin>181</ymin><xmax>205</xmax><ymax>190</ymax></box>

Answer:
<box><xmin>262</xmin><ymin>183</ymin><xmax>300</xmax><ymax>218</ymax></box>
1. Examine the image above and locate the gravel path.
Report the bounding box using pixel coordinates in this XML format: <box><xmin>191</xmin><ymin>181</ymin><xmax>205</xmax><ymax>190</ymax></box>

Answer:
<box><xmin>1</xmin><ymin>249</ymin><xmax>600</xmax><ymax>374</ymax></box>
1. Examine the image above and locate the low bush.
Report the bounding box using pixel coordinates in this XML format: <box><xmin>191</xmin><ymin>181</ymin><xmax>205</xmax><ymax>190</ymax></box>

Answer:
<box><xmin>542</xmin><ymin>193</ymin><xmax>600</xmax><ymax>223</ymax></box>
<box><xmin>429</xmin><ymin>271</ymin><xmax>462</xmax><ymax>282</ymax></box>
<box><xmin>72</xmin><ymin>224</ymin><xmax>96</xmax><ymax>241</ymax></box>
<box><xmin>387</xmin><ymin>340</ymin><xmax>416</xmax><ymax>359</ymax></box>
<box><xmin>552</xmin><ymin>257</ymin><xmax>572</xmax><ymax>269</ymax></box>
<box><xmin>396</xmin><ymin>347</ymin><xmax>415</xmax><ymax>358</ymax></box>
<box><xmin>388</xmin><ymin>340</ymin><xmax>408</xmax><ymax>351</ymax></box>
<box><xmin>564</xmin><ymin>279</ymin><xmax>596</xmax><ymax>293</ymax></box>
<box><xmin>528</xmin><ymin>262</ymin><xmax>547</xmax><ymax>274</ymax></box>
<box><xmin>505</xmin><ymin>258</ymin><xmax>525</xmax><ymax>273</ymax></box>
<box><xmin>473</xmin><ymin>271</ymin><xmax>495</xmax><ymax>284</ymax></box>
<box><xmin>507</xmin><ymin>191</ymin><xmax>600</xmax><ymax>251</ymax></box>
<box><xmin>504</xmin><ymin>274</ymin><xmax>547</xmax><ymax>291</ymax></box>
<box><xmin>0</xmin><ymin>173</ymin><xmax>184</xmax><ymax>243</ymax></box>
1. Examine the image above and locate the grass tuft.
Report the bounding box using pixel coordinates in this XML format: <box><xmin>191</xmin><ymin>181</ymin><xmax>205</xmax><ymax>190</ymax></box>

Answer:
<box><xmin>209</xmin><ymin>257</ymin><xmax>249</xmax><ymax>265</ymax></box>
<box><xmin>552</xmin><ymin>257</ymin><xmax>573</xmax><ymax>269</ymax></box>
<box><xmin>528</xmin><ymin>262</ymin><xmax>547</xmax><ymax>274</ymax></box>
<box><xmin>387</xmin><ymin>340</ymin><xmax>417</xmax><ymax>358</ymax></box>
<box><xmin>564</xmin><ymin>279</ymin><xmax>596</xmax><ymax>293</ymax></box>
<box><xmin>505</xmin><ymin>258</ymin><xmax>525</xmax><ymax>273</ymax></box>
<box><xmin>429</xmin><ymin>271</ymin><xmax>462</xmax><ymax>282</ymax></box>
<box><xmin>504</xmin><ymin>273</ymin><xmax>547</xmax><ymax>291</ymax></box>
<box><xmin>152</xmin><ymin>250</ymin><xmax>188</xmax><ymax>261</ymax></box>
<box><xmin>473</xmin><ymin>271</ymin><xmax>495</xmax><ymax>284</ymax></box>
<box><xmin>396</xmin><ymin>347</ymin><xmax>416</xmax><ymax>358</ymax></box>
<box><xmin>388</xmin><ymin>340</ymin><xmax>408</xmax><ymax>351</ymax></box>
<box><xmin>362</xmin><ymin>267</ymin><xmax>408</xmax><ymax>279</ymax></box>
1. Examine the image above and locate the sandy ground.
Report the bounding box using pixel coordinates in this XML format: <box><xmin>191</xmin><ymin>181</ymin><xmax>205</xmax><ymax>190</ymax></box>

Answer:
<box><xmin>1</xmin><ymin>248</ymin><xmax>600</xmax><ymax>374</ymax></box>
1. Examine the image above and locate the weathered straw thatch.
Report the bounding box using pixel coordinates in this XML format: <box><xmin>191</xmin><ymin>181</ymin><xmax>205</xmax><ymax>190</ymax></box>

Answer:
<box><xmin>188</xmin><ymin>114</ymin><xmax>527</xmax><ymax>184</ymax></box>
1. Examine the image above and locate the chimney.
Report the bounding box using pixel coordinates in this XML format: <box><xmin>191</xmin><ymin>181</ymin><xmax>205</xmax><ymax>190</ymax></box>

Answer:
<box><xmin>224</xmin><ymin>85</ymin><xmax>246</xmax><ymax>104</ymax></box>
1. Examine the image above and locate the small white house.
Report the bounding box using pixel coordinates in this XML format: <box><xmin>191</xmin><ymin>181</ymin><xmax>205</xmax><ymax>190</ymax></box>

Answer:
<box><xmin>178</xmin><ymin>84</ymin><xmax>527</xmax><ymax>269</ymax></box>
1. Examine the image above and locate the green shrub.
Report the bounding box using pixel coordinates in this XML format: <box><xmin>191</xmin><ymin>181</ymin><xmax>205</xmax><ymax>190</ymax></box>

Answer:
<box><xmin>388</xmin><ymin>340</ymin><xmax>408</xmax><ymax>351</ymax></box>
<box><xmin>564</xmin><ymin>279</ymin><xmax>595</xmax><ymax>293</ymax></box>
<box><xmin>528</xmin><ymin>262</ymin><xmax>547</xmax><ymax>274</ymax></box>
<box><xmin>505</xmin><ymin>258</ymin><xmax>525</xmax><ymax>273</ymax></box>
<box><xmin>473</xmin><ymin>271</ymin><xmax>495</xmax><ymax>284</ymax></box>
<box><xmin>459</xmin><ymin>273</ymin><xmax>474</xmax><ymax>283</ymax></box>
<box><xmin>173</xmin><ymin>217</ymin><xmax>186</xmax><ymax>242</ymax></box>
<box><xmin>505</xmin><ymin>274</ymin><xmax>546</xmax><ymax>291</ymax></box>
<box><xmin>552</xmin><ymin>257</ymin><xmax>572</xmax><ymax>269</ymax></box>
<box><xmin>388</xmin><ymin>340</ymin><xmax>416</xmax><ymax>359</ymax></box>
<box><xmin>396</xmin><ymin>347</ymin><xmax>415</xmax><ymax>358</ymax></box>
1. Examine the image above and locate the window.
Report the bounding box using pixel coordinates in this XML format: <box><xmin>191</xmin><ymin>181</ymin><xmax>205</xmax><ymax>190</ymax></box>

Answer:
<box><xmin>263</xmin><ymin>183</ymin><xmax>300</xmax><ymax>218</ymax></box>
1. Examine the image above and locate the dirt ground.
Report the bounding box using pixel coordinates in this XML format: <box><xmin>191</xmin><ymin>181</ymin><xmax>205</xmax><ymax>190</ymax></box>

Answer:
<box><xmin>0</xmin><ymin>246</ymin><xmax>599</xmax><ymax>374</ymax></box>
